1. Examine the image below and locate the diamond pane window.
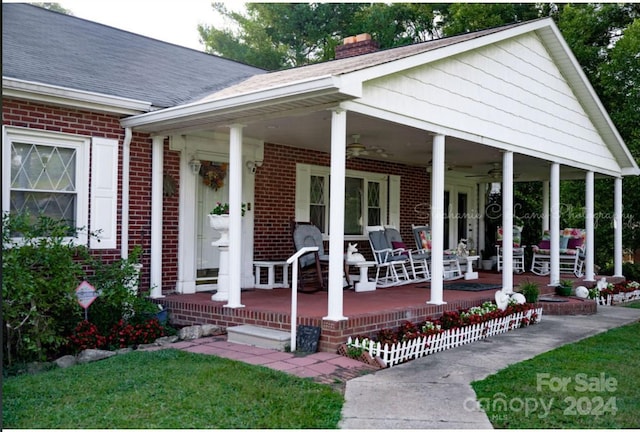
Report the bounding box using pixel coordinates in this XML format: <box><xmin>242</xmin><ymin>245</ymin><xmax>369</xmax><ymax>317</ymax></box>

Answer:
<box><xmin>367</xmin><ymin>181</ymin><xmax>381</xmax><ymax>226</ymax></box>
<box><xmin>10</xmin><ymin>141</ymin><xmax>78</xmax><ymax>226</ymax></box>
<box><xmin>310</xmin><ymin>175</ymin><xmax>326</xmax><ymax>230</ymax></box>
<box><xmin>345</xmin><ymin>177</ymin><xmax>363</xmax><ymax>235</ymax></box>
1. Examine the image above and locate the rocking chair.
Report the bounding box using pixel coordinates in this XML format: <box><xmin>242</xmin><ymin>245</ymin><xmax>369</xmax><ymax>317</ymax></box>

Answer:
<box><xmin>290</xmin><ymin>220</ymin><xmax>328</xmax><ymax>293</ymax></box>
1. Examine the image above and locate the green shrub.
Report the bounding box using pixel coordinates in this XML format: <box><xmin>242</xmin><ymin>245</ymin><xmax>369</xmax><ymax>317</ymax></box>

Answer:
<box><xmin>600</xmin><ymin>262</ymin><xmax>640</xmax><ymax>280</ymax></box>
<box><xmin>2</xmin><ymin>213</ymin><xmax>87</xmax><ymax>365</ymax></box>
<box><xmin>3</xmin><ymin>213</ymin><xmax>160</xmax><ymax>368</ymax></box>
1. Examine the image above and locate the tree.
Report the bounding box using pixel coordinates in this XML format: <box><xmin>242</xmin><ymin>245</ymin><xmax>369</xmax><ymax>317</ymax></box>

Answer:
<box><xmin>199</xmin><ymin>3</ymin><xmax>456</xmax><ymax>69</ymax></box>
<box><xmin>442</xmin><ymin>3</ymin><xmax>540</xmax><ymax>36</ymax></box>
<box><xmin>31</xmin><ymin>2</ymin><xmax>72</xmax><ymax>15</ymax></box>
<box><xmin>198</xmin><ymin>3</ymin><xmax>367</xmax><ymax>70</ymax></box>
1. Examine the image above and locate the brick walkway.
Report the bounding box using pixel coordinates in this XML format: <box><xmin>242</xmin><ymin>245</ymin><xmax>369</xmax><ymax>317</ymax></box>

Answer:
<box><xmin>144</xmin><ymin>335</ymin><xmax>379</xmax><ymax>391</ymax></box>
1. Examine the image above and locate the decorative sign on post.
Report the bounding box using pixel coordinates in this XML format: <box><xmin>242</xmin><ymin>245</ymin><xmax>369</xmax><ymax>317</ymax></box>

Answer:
<box><xmin>75</xmin><ymin>281</ymin><xmax>98</xmax><ymax>320</ymax></box>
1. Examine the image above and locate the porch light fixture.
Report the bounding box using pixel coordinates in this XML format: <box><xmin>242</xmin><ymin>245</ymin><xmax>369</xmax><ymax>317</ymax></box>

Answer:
<box><xmin>246</xmin><ymin>160</ymin><xmax>263</xmax><ymax>174</ymax></box>
<box><xmin>189</xmin><ymin>158</ymin><xmax>201</xmax><ymax>175</ymax></box>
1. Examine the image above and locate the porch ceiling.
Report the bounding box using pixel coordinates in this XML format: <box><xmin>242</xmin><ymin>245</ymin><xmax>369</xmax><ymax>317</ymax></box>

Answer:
<box><xmin>224</xmin><ymin>109</ymin><xmax>589</xmax><ymax>182</ymax></box>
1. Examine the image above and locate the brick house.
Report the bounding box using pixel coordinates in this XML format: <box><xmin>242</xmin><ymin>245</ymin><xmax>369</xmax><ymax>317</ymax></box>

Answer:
<box><xmin>4</xmin><ymin>4</ymin><xmax>638</xmax><ymax>328</ymax></box>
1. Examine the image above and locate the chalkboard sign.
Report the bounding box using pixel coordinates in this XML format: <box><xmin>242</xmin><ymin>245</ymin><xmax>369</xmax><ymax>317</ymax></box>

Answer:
<box><xmin>296</xmin><ymin>325</ymin><xmax>321</xmax><ymax>353</ymax></box>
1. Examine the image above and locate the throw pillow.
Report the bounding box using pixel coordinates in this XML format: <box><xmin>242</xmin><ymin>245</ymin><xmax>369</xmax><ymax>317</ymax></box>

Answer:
<box><xmin>391</xmin><ymin>241</ymin><xmax>406</xmax><ymax>250</ymax></box>
<box><xmin>538</xmin><ymin>240</ymin><xmax>551</xmax><ymax>250</ymax></box>
<box><xmin>567</xmin><ymin>237</ymin><xmax>584</xmax><ymax>249</ymax></box>
<box><xmin>559</xmin><ymin>235</ymin><xmax>569</xmax><ymax>249</ymax></box>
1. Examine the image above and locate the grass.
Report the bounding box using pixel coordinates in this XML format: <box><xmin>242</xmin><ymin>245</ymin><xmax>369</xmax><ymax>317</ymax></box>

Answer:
<box><xmin>2</xmin><ymin>349</ymin><xmax>343</xmax><ymax>429</ymax></box>
<box><xmin>472</xmin><ymin>322</ymin><xmax>640</xmax><ymax>428</ymax></box>
<box><xmin>623</xmin><ymin>300</ymin><xmax>640</xmax><ymax>309</ymax></box>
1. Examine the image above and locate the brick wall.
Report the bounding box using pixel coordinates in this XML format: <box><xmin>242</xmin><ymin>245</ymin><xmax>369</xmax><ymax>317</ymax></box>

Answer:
<box><xmin>253</xmin><ymin>142</ymin><xmax>431</xmax><ymax>261</ymax></box>
<box><xmin>1</xmin><ymin>98</ymin><xmax>182</xmax><ymax>291</ymax></box>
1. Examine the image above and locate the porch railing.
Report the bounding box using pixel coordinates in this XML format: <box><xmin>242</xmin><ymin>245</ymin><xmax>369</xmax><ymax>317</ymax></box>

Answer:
<box><xmin>286</xmin><ymin>246</ymin><xmax>319</xmax><ymax>352</ymax></box>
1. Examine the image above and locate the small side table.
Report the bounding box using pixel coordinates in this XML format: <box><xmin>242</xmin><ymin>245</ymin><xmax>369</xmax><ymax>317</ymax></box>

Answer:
<box><xmin>345</xmin><ymin>260</ymin><xmax>377</xmax><ymax>292</ymax></box>
<box><xmin>463</xmin><ymin>255</ymin><xmax>479</xmax><ymax>280</ymax></box>
<box><xmin>253</xmin><ymin>261</ymin><xmax>289</xmax><ymax>289</ymax></box>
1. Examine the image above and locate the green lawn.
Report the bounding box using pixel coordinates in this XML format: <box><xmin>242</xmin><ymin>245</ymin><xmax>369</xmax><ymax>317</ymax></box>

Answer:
<box><xmin>472</xmin><ymin>322</ymin><xmax>640</xmax><ymax>428</ymax></box>
<box><xmin>623</xmin><ymin>300</ymin><xmax>640</xmax><ymax>309</ymax></box>
<box><xmin>2</xmin><ymin>349</ymin><xmax>343</xmax><ymax>429</ymax></box>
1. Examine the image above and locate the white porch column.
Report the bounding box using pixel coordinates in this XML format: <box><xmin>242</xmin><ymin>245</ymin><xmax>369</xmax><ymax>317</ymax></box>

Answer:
<box><xmin>550</xmin><ymin>163</ymin><xmax>560</xmax><ymax>286</ymax></box>
<box><xmin>324</xmin><ymin>108</ymin><xmax>347</xmax><ymax>322</ymax></box>
<box><xmin>614</xmin><ymin>177</ymin><xmax>623</xmax><ymax>277</ymax></box>
<box><xmin>584</xmin><ymin>171</ymin><xmax>595</xmax><ymax>281</ymax></box>
<box><xmin>225</xmin><ymin>124</ymin><xmax>245</xmax><ymax>309</ymax></box>
<box><xmin>149</xmin><ymin>136</ymin><xmax>165</xmax><ymax>298</ymax></box>
<box><xmin>478</xmin><ymin>183</ymin><xmax>486</xmax><ymax>258</ymax></box>
<box><xmin>429</xmin><ymin>134</ymin><xmax>446</xmax><ymax>305</ymax></box>
<box><xmin>501</xmin><ymin>151</ymin><xmax>514</xmax><ymax>293</ymax></box>
<box><xmin>542</xmin><ymin>180</ymin><xmax>550</xmax><ymax>233</ymax></box>
<box><xmin>176</xmin><ymin>137</ymin><xmax>198</xmax><ymax>294</ymax></box>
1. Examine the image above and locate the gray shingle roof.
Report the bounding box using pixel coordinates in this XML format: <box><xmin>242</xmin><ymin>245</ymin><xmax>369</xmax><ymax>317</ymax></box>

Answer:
<box><xmin>2</xmin><ymin>3</ymin><xmax>265</xmax><ymax>109</ymax></box>
<box><xmin>204</xmin><ymin>21</ymin><xmax>531</xmax><ymax>102</ymax></box>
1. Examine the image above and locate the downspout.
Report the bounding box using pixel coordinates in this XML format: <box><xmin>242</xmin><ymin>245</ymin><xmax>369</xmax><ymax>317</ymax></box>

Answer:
<box><xmin>121</xmin><ymin>127</ymin><xmax>132</xmax><ymax>259</ymax></box>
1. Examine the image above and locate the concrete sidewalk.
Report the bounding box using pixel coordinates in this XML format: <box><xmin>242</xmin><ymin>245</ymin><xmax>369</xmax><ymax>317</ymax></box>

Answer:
<box><xmin>339</xmin><ymin>305</ymin><xmax>640</xmax><ymax>429</ymax></box>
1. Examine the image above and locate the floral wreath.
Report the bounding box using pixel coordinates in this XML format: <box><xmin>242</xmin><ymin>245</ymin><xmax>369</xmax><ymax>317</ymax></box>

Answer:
<box><xmin>199</xmin><ymin>161</ymin><xmax>228</xmax><ymax>190</ymax></box>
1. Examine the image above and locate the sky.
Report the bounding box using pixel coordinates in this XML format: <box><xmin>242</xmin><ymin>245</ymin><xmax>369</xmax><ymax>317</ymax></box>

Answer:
<box><xmin>51</xmin><ymin>0</ymin><xmax>241</xmax><ymax>51</ymax></box>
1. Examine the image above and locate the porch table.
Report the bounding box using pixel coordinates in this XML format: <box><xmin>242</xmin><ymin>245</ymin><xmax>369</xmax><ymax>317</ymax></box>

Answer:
<box><xmin>462</xmin><ymin>255</ymin><xmax>480</xmax><ymax>280</ymax></box>
<box><xmin>345</xmin><ymin>260</ymin><xmax>377</xmax><ymax>292</ymax></box>
<box><xmin>253</xmin><ymin>260</ymin><xmax>290</xmax><ymax>289</ymax></box>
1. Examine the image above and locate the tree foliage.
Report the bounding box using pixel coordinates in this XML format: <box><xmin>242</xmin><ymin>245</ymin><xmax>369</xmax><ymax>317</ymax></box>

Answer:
<box><xmin>31</xmin><ymin>2</ymin><xmax>73</xmax><ymax>15</ymax></box>
<box><xmin>442</xmin><ymin>3</ymin><xmax>541</xmax><ymax>35</ymax></box>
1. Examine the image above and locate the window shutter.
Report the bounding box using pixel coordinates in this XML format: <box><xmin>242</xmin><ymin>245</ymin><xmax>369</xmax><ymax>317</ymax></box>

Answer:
<box><xmin>295</xmin><ymin>164</ymin><xmax>311</xmax><ymax>221</ymax></box>
<box><xmin>388</xmin><ymin>175</ymin><xmax>401</xmax><ymax>227</ymax></box>
<box><xmin>90</xmin><ymin>137</ymin><xmax>119</xmax><ymax>249</ymax></box>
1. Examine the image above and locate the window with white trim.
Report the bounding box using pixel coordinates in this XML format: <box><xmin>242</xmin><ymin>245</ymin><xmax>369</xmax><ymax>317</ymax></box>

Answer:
<box><xmin>296</xmin><ymin>164</ymin><xmax>400</xmax><ymax>238</ymax></box>
<box><xmin>3</xmin><ymin>127</ymin><xmax>91</xmax><ymax>244</ymax></box>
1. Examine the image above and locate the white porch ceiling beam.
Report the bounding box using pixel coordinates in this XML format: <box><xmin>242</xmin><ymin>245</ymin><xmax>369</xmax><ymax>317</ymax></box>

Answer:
<box><xmin>121</xmin><ymin>76</ymin><xmax>357</xmax><ymax>130</ymax></box>
<box><xmin>343</xmin><ymin>101</ymin><xmax>629</xmax><ymax>178</ymax></box>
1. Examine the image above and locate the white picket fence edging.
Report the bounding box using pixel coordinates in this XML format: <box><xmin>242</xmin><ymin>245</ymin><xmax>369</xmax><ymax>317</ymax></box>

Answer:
<box><xmin>596</xmin><ymin>289</ymin><xmax>640</xmax><ymax>306</ymax></box>
<box><xmin>346</xmin><ymin>307</ymin><xmax>543</xmax><ymax>368</ymax></box>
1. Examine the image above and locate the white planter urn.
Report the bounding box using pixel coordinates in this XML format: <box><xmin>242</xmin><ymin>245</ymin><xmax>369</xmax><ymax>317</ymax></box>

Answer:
<box><xmin>208</xmin><ymin>214</ymin><xmax>230</xmax><ymax>246</ymax></box>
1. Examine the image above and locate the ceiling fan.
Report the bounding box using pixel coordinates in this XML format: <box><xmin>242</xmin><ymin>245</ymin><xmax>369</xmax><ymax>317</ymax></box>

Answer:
<box><xmin>466</xmin><ymin>162</ymin><xmax>520</xmax><ymax>180</ymax></box>
<box><xmin>466</xmin><ymin>163</ymin><xmax>503</xmax><ymax>179</ymax></box>
<box><xmin>427</xmin><ymin>160</ymin><xmax>473</xmax><ymax>171</ymax></box>
<box><xmin>346</xmin><ymin>134</ymin><xmax>391</xmax><ymax>159</ymax></box>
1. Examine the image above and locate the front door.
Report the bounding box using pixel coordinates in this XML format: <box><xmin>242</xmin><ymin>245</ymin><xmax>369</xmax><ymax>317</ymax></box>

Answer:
<box><xmin>195</xmin><ymin>160</ymin><xmax>229</xmax><ymax>289</ymax></box>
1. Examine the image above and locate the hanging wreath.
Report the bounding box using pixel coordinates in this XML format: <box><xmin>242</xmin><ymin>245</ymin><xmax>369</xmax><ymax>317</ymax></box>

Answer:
<box><xmin>199</xmin><ymin>161</ymin><xmax>228</xmax><ymax>190</ymax></box>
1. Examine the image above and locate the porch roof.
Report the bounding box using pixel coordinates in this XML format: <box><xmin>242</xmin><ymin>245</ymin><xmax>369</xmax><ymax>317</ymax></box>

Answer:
<box><xmin>121</xmin><ymin>18</ymin><xmax>638</xmax><ymax>177</ymax></box>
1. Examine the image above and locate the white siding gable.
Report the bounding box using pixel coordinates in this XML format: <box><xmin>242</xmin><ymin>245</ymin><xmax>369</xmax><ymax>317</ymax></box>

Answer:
<box><xmin>361</xmin><ymin>33</ymin><xmax>619</xmax><ymax>174</ymax></box>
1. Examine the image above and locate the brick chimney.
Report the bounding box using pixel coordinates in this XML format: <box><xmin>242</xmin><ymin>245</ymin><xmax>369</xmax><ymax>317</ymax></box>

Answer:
<box><xmin>335</xmin><ymin>33</ymin><xmax>379</xmax><ymax>59</ymax></box>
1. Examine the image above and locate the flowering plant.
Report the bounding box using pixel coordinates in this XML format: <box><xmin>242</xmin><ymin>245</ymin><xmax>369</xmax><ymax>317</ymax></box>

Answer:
<box><xmin>210</xmin><ymin>202</ymin><xmax>246</xmax><ymax>216</ymax></box>
<box><xmin>371</xmin><ymin>301</ymin><xmax>538</xmax><ymax>346</ymax></box>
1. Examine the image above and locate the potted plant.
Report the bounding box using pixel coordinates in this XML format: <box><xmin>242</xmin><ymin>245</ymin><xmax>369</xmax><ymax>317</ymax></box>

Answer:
<box><xmin>480</xmin><ymin>249</ymin><xmax>493</xmax><ymax>271</ymax></box>
<box><xmin>518</xmin><ymin>279</ymin><xmax>540</xmax><ymax>303</ymax></box>
<box><xmin>556</xmin><ymin>279</ymin><xmax>574</xmax><ymax>296</ymax></box>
